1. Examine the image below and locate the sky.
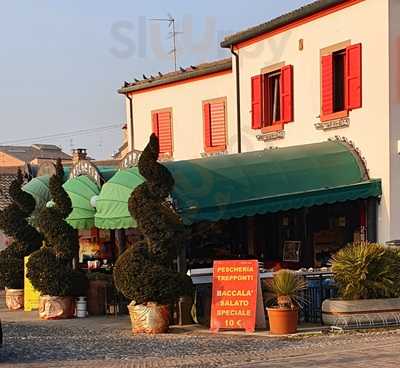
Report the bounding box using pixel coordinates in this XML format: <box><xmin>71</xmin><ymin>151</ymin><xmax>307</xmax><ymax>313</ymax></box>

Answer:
<box><xmin>0</xmin><ymin>0</ymin><xmax>311</xmax><ymax>159</ymax></box>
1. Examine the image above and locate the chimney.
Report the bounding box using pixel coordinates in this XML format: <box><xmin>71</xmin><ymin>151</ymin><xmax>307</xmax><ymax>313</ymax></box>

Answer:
<box><xmin>72</xmin><ymin>148</ymin><xmax>87</xmax><ymax>164</ymax></box>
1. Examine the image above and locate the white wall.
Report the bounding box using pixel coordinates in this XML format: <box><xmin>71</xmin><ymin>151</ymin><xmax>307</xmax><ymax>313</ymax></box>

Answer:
<box><xmin>127</xmin><ymin>72</ymin><xmax>236</xmax><ymax>161</ymax></box>
<box><xmin>237</xmin><ymin>0</ymin><xmax>391</xmax><ymax>242</ymax></box>
<box><xmin>389</xmin><ymin>0</ymin><xmax>400</xmax><ymax>240</ymax></box>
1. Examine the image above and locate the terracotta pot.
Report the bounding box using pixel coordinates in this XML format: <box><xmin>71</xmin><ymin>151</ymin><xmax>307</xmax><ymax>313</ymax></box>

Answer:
<box><xmin>39</xmin><ymin>295</ymin><xmax>75</xmax><ymax>320</ymax></box>
<box><xmin>267</xmin><ymin>307</ymin><xmax>298</xmax><ymax>335</ymax></box>
<box><xmin>5</xmin><ymin>289</ymin><xmax>24</xmax><ymax>311</ymax></box>
<box><xmin>128</xmin><ymin>302</ymin><xmax>170</xmax><ymax>334</ymax></box>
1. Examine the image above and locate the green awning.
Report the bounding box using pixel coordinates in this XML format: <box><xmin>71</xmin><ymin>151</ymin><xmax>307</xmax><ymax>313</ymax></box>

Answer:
<box><xmin>164</xmin><ymin>141</ymin><xmax>382</xmax><ymax>225</ymax></box>
<box><xmin>23</xmin><ymin>175</ymin><xmax>51</xmax><ymax>218</ymax></box>
<box><xmin>95</xmin><ymin>167</ymin><xmax>145</xmax><ymax>229</ymax></box>
<box><xmin>63</xmin><ymin>176</ymin><xmax>100</xmax><ymax>230</ymax></box>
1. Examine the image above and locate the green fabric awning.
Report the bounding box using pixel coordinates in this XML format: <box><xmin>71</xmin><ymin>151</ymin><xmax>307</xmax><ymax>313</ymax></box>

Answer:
<box><xmin>23</xmin><ymin>175</ymin><xmax>51</xmax><ymax>218</ymax></box>
<box><xmin>95</xmin><ymin>167</ymin><xmax>145</xmax><ymax>229</ymax></box>
<box><xmin>63</xmin><ymin>176</ymin><xmax>100</xmax><ymax>230</ymax></box>
<box><xmin>164</xmin><ymin>141</ymin><xmax>382</xmax><ymax>225</ymax></box>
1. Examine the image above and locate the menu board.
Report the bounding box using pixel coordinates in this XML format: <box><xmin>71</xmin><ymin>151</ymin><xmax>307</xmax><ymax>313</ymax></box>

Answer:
<box><xmin>210</xmin><ymin>260</ymin><xmax>265</xmax><ymax>333</ymax></box>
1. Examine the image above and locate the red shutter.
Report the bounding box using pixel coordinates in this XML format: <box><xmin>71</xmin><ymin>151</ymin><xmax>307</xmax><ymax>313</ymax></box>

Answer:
<box><xmin>280</xmin><ymin>65</ymin><xmax>293</xmax><ymax>123</ymax></box>
<box><xmin>251</xmin><ymin>75</ymin><xmax>262</xmax><ymax>129</ymax></box>
<box><xmin>321</xmin><ymin>54</ymin><xmax>334</xmax><ymax>117</ymax></box>
<box><xmin>210</xmin><ymin>101</ymin><xmax>226</xmax><ymax>148</ymax></box>
<box><xmin>152</xmin><ymin>112</ymin><xmax>159</xmax><ymax>135</ymax></box>
<box><xmin>346</xmin><ymin>43</ymin><xmax>362</xmax><ymax>110</ymax></box>
<box><xmin>203</xmin><ymin>103</ymin><xmax>212</xmax><ymax>149</ymax></box>
<box><xmin>154</xmin><ymin>111</ymin><xmax>172</xmax><ymax>156</ymax></box>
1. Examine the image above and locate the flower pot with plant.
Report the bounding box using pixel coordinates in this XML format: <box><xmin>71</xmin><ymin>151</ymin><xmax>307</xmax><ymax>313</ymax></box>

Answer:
<box><xmin>322</xmin><ymin>242</ymin><xmax>400</xmax><ymax>327</ymax></box>
<box><xmin>27</xmin><ymin>160</ymin><xmax>87</xmax><ymax>319</ymax></box>
<box><xmin>267</xmin><ymin>269</ymin><xmax>307</xmax><ymax>335</ymax></box>
<box><xmin>113</xmin><ymin>134</ymin><xmax>193</xmax><ymax>334</ymax></box>
<box><xmin>0</xmin><ymin>170</ymin><xmax>43</xmax><ymax>310</ymax></box>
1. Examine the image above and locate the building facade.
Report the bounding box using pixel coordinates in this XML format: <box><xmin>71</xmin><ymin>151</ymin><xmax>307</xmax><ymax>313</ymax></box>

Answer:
<box><xmin>119</xmin><ymin>0</ymin><xmax>400</xmax><ymax>246</ymax></box>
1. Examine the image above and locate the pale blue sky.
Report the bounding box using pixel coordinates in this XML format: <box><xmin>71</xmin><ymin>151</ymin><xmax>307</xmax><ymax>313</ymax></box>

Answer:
<box><xmin>0</xmin><ymin>0</ymin><xmax>310</xmax><ymax>159</ymax></box>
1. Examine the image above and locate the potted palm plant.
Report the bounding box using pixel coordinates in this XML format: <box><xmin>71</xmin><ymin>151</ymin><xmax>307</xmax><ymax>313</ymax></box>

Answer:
<box><xmin>322</xmin><ymin>242</ymin><xmax>400</xmax><ymax>327</ymax></box>
<box><xmin>266</xmin><ymin>269</ymin><xmax>307</xmax><ymax>334</ymax></box>
<box><xmin>0</xmin><ymin>170</ymin><xmax>43</xmax><ymax>310</ymax></box>
<box><xmin>114</xmin><ymin>134</ymin><xmax>193</xmax><ymax>334</ymax></box>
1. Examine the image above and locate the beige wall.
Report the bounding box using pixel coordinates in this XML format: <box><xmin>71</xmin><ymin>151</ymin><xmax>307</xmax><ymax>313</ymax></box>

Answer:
<box><xmin>389</xmin><ymin>0</ymin><xmax>400</xmax><ymax>240</ymax></box>
<box><xmin>127</xmin><ymin>72</ymin><xmax>235</xmax><ymax>161</ymax></box>
<box><xmin>237</xmin><ymin>0</ymin><xmax>391</xmax><ymax>242</ymax></box>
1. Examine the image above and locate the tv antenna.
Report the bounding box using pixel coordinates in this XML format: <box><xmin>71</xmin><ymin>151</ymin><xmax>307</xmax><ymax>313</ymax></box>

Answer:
<box><xmin>149</xmin><ymin>14</ymin><xmax>182</xmax><ymax>71</ymax></box>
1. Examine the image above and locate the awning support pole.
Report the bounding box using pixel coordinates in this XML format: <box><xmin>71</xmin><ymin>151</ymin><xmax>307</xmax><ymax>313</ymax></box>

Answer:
<box><xmin>367</xmin><ymin>198</ymin><xmax>377</xmax><ymax>243</ymax></box>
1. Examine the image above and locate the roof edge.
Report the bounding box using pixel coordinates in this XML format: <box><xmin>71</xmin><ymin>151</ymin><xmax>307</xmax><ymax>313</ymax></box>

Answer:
<box><xmin>221</xmin><ymin>0</ymin><xmax>353</xmax><ymax>48</ymax></box>
<box><xmin>118</xmin><ymin>59</ymin><xmax>232</xmax><ymax>94</ymax></box>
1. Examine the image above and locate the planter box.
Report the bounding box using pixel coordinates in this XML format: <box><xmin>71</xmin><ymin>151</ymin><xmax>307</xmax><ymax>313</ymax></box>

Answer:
<box><xmin>322</xmin><ymin>298</ymin><xmax>400</xmax><ymax>327</ymax></box>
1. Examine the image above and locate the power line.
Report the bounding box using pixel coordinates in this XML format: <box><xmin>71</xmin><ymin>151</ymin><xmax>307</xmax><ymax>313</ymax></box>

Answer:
<box><xmin>0</xmin><ymin>124</ymin><xmax>122</xmax><ymax>145</ymax></box>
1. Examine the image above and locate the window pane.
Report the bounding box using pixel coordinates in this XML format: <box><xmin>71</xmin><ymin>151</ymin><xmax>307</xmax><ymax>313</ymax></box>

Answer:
<box><xmin>333</xmin><ymin>51</ymin><xmax>345</xmax><ymax>112</ymax></box>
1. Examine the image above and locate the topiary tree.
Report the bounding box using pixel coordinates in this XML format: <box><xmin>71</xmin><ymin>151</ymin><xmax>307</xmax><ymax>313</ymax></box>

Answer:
<box><xmin>0</xmin><ymin>169</ymin><xmax>43</xmax><ymax>289</ymax></box>
<box><xmin>114</xmin><ymin>134</ymin><xmax>193</xmax><ymax>305</ymax></box>
<box><xmin>27</xmin><ymin>159</ymin><xmax>87</xmax><ymax>297</ymax></box>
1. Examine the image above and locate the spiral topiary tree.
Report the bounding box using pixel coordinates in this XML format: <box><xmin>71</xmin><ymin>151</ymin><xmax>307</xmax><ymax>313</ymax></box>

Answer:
<box><xmin>0</xmin><ymin>169</ymin><xmax>43</xmax><ymax>290</ymax></box>
<box><xmin>114</xmin><ymin>134</ymin><xmax>193</xmax><ymax>307</ymax></box>
<box><xmin>27</xmin><ymin>159</ymin><xmax>87</xmax><ymax>298</ymax></box>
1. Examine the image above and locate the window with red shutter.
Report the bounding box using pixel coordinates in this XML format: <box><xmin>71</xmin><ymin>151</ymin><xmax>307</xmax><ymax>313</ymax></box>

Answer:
<box><xmin>251</xmin><ymin>75</ymin><xmax>262</xmax><ymax>129</ymax></box>
<box><xmin>203</xmin><ymin>99</ymin><xmax>227</xmax><ymax>152</ymax></box>
<box><xmin>346</xmin><ymin>43</ymin><xmax>362</xmax><ymax>110</ymax></box>
<box><xmin>320</xmin><ymin>42</ymin><xmax>362</xmax><ymax>121</ymax></box>
<box><xmin>256</xmin><ymin>64</ymin><xmax>294</xmax><ymax>129</ymax></box>
<box><xmin>280</xmin><ymin>65</ymin><xmax>294</xmax><ymax>123</ymax></box>
<box><xmin>321</xmin><ymin>54</ymin><xmax>334</xmax><ymax>118</ymax></box>
<box><xmin>152</xmin><ymin>109</ymin><xmax>173</xmax><ymax>157</ymax></box>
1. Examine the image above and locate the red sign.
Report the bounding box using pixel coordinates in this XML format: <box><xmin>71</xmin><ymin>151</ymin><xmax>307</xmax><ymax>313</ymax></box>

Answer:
<box><xmin>210</xmin><ymin>260</ymin><xmax>263</xmax><ymax>333</ymax></box>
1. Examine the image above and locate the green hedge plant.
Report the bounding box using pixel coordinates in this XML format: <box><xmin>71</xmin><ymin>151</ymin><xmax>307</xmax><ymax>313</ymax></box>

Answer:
<box><xmin>0</xmin><ymin>170</ymin><xmax>43</xmax><ymax>289</ymax></box>
<box><xmin>331</xmin><ymin>242</ymin><xmax>400</xmax><ymax>300</ymax></box>
<box><xmin>114</xmin><ymin>134</ymin><xmax>193</xmax><ymax>305</ymax></box>
<box><xmin>27</xmin><ymin>160</ymin><xmax>87</xmax><ymax>297</ymax></box>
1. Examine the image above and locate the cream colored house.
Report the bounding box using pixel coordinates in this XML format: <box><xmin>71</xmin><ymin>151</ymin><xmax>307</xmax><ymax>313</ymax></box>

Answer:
<box><xmin>119</xmin><ymin>0</ymin><xmax>400</xmax><ymax>254</ymax></box>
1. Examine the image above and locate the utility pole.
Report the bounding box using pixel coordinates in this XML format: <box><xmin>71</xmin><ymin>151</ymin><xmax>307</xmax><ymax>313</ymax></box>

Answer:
<box><xmin>150</xmin><ymin>15</ymin><xmax>182</xmax><ymax>72</ymax></box>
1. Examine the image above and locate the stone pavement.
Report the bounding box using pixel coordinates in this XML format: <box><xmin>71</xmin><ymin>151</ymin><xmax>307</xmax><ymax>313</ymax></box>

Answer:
<box><xmin>1</xmin><ymin>307</ymin><xmax>400</xmax><ymax>367</ymax></box>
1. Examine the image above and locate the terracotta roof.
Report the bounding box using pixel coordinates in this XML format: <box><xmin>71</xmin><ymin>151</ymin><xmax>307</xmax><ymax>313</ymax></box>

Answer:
<box><xmin>119</xmin><ymin>58</ymin><xmax>232</xmax><ymax>94</ymax></box>
<box><xmin>221</xmin><ymin>0</ymin><xmax>349</xmax><ymax>48</ymax></box>
<box><xmin>0</xmin><ymin>144</ymin><xmax>72</xmax><ymax>163</ymax></box>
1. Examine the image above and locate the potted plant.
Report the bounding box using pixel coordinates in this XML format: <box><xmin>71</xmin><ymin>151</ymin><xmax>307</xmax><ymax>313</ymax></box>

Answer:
<box><xmin>27</xmin><ymin>160</ymin><xmax>87</xmax><ymax>319</ymax></box>
<box><xmin>266</xmin><ymin>269</ymin><xmax>307</xmax><ymax>335</ymax></box>
<box><xmin>0</xmin><ymin>170</ymin><xmax>43</xmax><ymax>310</ymax></box>
<box><xmin>322</xmin><ymin>242</ymin><xmax>400</xmax><ymax>327</ymax></box>
<box><xmin>114</xmin><ymin>134</ymin><xmax>193</xmax><ymax>334</ymax></box>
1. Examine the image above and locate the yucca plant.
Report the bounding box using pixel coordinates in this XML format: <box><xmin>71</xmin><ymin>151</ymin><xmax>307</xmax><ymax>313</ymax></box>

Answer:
<box><xmin>331</xmin><ymin>242</ymin><xmax>400</xmax><ymax>300</ymax></box>
<box><xmin>268</xmin><ymin>269</ymin><xmax>307</xmax><ymax>309</ymax></box>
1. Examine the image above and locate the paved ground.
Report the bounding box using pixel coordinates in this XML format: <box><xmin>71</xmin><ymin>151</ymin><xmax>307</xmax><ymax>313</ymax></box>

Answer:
<box><xmin>1</xmin><ymin>308</ymin><xmax>400</xmax><ymax>367</ymax></box>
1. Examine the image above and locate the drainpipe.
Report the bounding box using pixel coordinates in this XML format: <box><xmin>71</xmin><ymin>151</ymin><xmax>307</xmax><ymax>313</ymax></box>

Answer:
<box><xmin>126</xmin><ymin>94</ymin><xmax>134</xmax><ymax>150</ymax></box>
<box><xmin>231</xmin><ymin>46</ymin><xmax>242</xmax><ymax>154</ymax></box>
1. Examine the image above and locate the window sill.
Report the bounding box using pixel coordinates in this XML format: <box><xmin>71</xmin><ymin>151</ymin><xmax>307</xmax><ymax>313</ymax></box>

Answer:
<box><xmin>261</xmin><ymin>122</ymin><xmax>284</xmax><ymax>133</ymax></box>
<box><xmin>320</xmin><ymin>110</ymin><xmax>348</xmax><ymax>122</ymax></box>
<box><xmin>204</xmin><ymin>146</ymin><xmax>227</xmax><ymax>154</ymax></box>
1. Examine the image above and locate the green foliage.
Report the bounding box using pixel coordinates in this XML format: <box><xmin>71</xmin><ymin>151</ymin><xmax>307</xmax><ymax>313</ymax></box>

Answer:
<box><xmin>331</xmin><ymin>242</ymin><xmax>400</xmax><ymax>300</ymax></box>
<box><xmin>114</xmin><ymin>134</ymin><xmax>193</xmax><ymax>305</ymax></box>
<box><xmin>0</xmin><ymin>169</ymin><xmax>43</xmax><ymax>289</ymax></box>
<box><xmin>114</xmin><ymin>244</ymin><xmax>192</xmax><ymax>305</ymax></box>
<box><xmin>27</xmin><ymin>247</ymin><xmax>87</xmax><ymax>297</ymax></box>
<box><xmin>27</xmin><ymin>159</ymin><xmax>87</xmax><ymax>297</ymax></box>
<box><xmin>267</xmin><ymin>269</ymin><xmax>307</xmax><ymax>309</ymax></box>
